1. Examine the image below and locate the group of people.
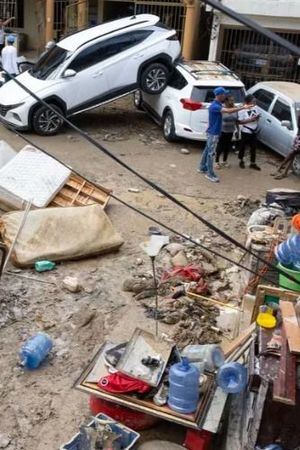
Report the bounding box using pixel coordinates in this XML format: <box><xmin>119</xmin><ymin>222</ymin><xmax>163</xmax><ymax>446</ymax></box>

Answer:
<box><xmin>198</xmin><ymin>86</ymin><xmax>300</xmax><ymax>183</ymax></box>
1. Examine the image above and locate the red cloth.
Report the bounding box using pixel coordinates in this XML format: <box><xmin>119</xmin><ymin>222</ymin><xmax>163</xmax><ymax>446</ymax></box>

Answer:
<box><xmin>98</xmin><ymin>372</ymin><xmax>151</xmax><ymax>394</ymax></box>
<box><xmin>161</xmin><ymin>264</ymin><xmax>204</xmax><ymax>283</ymax></box>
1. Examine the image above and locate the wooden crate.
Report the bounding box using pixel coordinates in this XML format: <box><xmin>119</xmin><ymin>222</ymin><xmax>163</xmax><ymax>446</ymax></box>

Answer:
<box><xmin>51</xmin><ymin>173</ymin><xmax>111</xmax><ymax>209</ymax></box>
<box><xmin>251</xmin><ymin>284</ymin><xmax>300</xmax><ymax>323</ymax></box>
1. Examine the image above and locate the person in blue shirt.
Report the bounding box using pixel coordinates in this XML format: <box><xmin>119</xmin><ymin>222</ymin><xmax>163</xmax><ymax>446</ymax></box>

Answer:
<box><xmin>198</xmin><ymin>87</ymin><xmax>252</xmax><ymax>183</ymax></box>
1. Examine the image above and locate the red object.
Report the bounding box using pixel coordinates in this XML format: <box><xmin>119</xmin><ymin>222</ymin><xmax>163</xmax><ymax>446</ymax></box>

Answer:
<box><xmin>89</xmin><ymin>396</ymin><xmax>159</xmax><ymax>430</ymax></box>
<box><xmin>161</xmin><ymin>265</ymin><xmax>204</xmax><ymax>283</ymax></box>
<box><xmin>184</xmin><ymin>429</ymin><xmax>213</xmax><ymax>450</ymax></box>
<box><xmin>98</xmin><ymin>372</ymin><xmax>151</xmax><ymax>394</ymax></box>
<box><xmin>180</xmin><ymin>98</ymin><xmax>203</xmax><ymax>111</ymax></box>
<box><xmin>292</xmin><ymin>214</ymin><xmax>300</xmax><ymax>231</ymax></box>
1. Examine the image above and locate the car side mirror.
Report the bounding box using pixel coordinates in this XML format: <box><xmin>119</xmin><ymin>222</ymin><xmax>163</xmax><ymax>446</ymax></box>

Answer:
<box><xmin>63</xmin><ymin>69</ymin><xmax>76</xmax><ymax>78</ymax></box>
<box><xmin>281</xmin><ymin>120</ymin><xmax>292</xmax><ymax>130</ymax></box>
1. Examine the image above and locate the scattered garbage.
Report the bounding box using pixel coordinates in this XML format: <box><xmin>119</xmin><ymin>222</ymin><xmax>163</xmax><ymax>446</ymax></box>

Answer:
<box><xmin>19</xmin><ymin>332</ymin><xmax>53</xmax><ymax>369</ymax></box>
<box><xmin>168</xmin><ymin>357</ymin><xmax>200</xmax><ymax>414</ymax></box>
<box><xmin>62</xmin><ymin>276</ymin><xmax>82</xmax><ymax>293</ymax></box>
<box><xmin>35</xmin><ymin>260</ymin><xmax>56</xmax><ymax>273</ymax></box>
<box><xmin>180</xmin><ymin>148</ymin><xmax>190</xmax><ymax>155</ymax></box>
<box><xmin>128</xmin><ymin>188</ymin><xmax>140</xmax><ymax>193</ymax></box>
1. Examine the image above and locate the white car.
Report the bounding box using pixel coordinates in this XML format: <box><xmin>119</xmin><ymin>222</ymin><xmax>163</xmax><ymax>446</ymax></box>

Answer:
<box><xmin>247</xmin><ymin>81</ymin><xmax>300</xmax><ymax>175</ymax></box>
<box><xmin>134</xmin><ymin>60</ymin><xmax>245</xmax><ymax>142</ymax></box>
<box><xmin>0</xmin><ymin>15</ymin><xmax>180</xmax><ymax>135</ymax></box>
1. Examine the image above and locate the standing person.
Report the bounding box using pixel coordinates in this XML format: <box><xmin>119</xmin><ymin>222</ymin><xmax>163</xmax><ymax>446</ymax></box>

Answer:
<box><xmin>1</xmin><ymin>34</ymin><xmax>18</xmax><ymax>82</ymax></box>
<box><xmin>0</xmin><ymin>16</ymin><xmax>15</xmax><ymax>54</ymax></box>
<box><xmin>215</xmin><ymin>95</ymin><xmax>238</xmax><ymax>168</ymax></box>
<box><xmin>238</xmin><ymin>94</ymin><xmax>261</xmax><ymax>170</ymax></box>
<box><xmin>198</xmin><ymin>87</ymin><xmax>253</xmax><ymax>183</ymax></box>
<box><xmin>39</xmin><ymin>40</ymin><xmax>55</xmax><ymax>61</ymax></box>
<box><xmin>272</xmin><ymin>125</ymin><xmax>300</xmax><ymax>179</ymax></box>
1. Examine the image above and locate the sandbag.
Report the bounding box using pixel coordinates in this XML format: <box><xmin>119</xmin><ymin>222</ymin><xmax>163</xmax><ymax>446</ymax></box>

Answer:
<box><xmin>0</xmin><ymin>204</ymin><xmax>124</xmax><ymax>267</ymax></box>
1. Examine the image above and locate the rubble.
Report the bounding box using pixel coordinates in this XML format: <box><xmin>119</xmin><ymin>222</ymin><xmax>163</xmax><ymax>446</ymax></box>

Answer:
<box><xmin>62</xmin><ymin>276</ymin><xmax>82</xmax><ymax>293</ymax></box>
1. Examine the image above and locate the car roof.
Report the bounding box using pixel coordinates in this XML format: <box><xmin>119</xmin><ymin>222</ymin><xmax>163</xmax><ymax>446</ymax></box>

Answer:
<box><xmin>252</xmin><ymin>82</ymin><xmax>300</xmax><ymax>103</ymax></box>
<box><xmin>177</xmin><ymin>60</ymin><xmax>244</xmax><ymax>87</ymax></box>
<box><xmin>58</xmin><ymin>14</ymin><xmax>160</xmax><ymax>52</ymax></box>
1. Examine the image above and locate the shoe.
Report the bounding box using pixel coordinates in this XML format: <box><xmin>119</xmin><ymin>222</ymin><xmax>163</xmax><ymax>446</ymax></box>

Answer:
<box><xmin>215</xmin><ymin>163</ymin><xmax>221</xmax><ymax>169</ymax></box>
<box><xmin>223</xmin><ymin>161</ymin><xmax>230</xmax><ymax>168</ymax></box>
<box><xmin>205</xmin><ymin>174</ymin><xmax>219</xmax><ymax>183</ymax></box>
<box><xmin>197</xmin><ymin>168</ymin><xmax>206</xmax><ymax>173</ymax></box>
<box><xmin>239</xmin><ymin>160</ymin><xmax>245</xmax><ymax>169</ymax></box>
<box><xmin>250</xmin><ymin>163</ymin><xmax>261</xmax><ymax>171</ymax></box>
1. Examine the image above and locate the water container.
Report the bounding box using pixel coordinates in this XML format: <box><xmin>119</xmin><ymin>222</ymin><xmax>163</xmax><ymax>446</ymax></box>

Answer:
<box><xmin>19</xmin><ymin>332</ymin><xmax>53</xmax><ymax>369</ymax></box>
<box><xmin>217</xmin><ymin>362</ymin><xmax>247</xmax><ymax>394</ymax></box>
<box><xmin>275</xmin><ymin>234</ymin><xmax>300</xmax><ymax>268</ymax></box>
<box><xmin>168</xmin><ymin>357</ymin><xmax>199</xmax><ymax>414</ymax></box>
<box><xmin>181</xmin><ymin>344</ymin><xmax>225</xmax><ymax>372</ymax></box>
<box><xmin>35</xmin><ymin>260</ymin><xmax>56</xmax><ymax>272</ymax></box>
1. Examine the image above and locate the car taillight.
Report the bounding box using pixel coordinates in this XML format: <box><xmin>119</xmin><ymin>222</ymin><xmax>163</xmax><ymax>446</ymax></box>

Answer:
<box><xmin>180</xmin><ymin>98</ymin><xmax>203</xmax><ymax>111</ymax></box>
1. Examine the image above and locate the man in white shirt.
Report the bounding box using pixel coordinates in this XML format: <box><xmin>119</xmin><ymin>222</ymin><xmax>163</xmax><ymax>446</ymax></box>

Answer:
<box><xmin>238</xmin><ymin>94</ymin><xmax>261</xmax><ymax>171</ymax></box>
<box><xmin>1</xmin><ymin>34</ymin><xmax>18</xmax><ymax>82</ymax></box>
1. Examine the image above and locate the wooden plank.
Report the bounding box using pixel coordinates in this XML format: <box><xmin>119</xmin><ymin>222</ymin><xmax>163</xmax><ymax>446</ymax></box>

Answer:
<box><xmin>280</xmin><ymin>300</ymin><xmax>300</xmax><ymax>354</ymax></box>
<box><xmin>246</xmin><ymin>379</ymin><xmax>269</xmax><ymax>450</ymax></box>
<box><xmin>273</xmin><ymin>327</ymin><xmax>296</xmax><ymax>406</ymax></box>
<box><xmin>223</xmin><ymin>322</ymin><xmax>256</xmax><ymax>358</ymax></box>
<box><xmin>203</xmin><ymin>387</ymin><xmax>228</xmax><ymax>434</ymax></box>
<box><xmin>251</xmin><ymin>285</ymin><xmax>299</xmax><ymax>323</ymax></box>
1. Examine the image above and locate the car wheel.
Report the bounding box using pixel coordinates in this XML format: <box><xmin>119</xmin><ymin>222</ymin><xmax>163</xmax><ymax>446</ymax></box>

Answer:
<box><xmin>133</xmin><ymin>90</ymin><xmax>143</xmax><ymax>111</ymax></box>
<box><xmin>140</xmin><ymin>63</ymin><xmax>169</xmax><ymax>95</ymax></box>
<box><xmin>163</xmin><ymin>110</ymin><xmax>176</xmax><ymax>142</ymax></box>
<box><xmin>32</xmin><ymin>104</ymin><xmax>64</xmax><ymax>136</ymax></box>
<box><xmin>292</xmin><ymin>154</ymin><xmax>300</xmax><ymax>176</ymax></box>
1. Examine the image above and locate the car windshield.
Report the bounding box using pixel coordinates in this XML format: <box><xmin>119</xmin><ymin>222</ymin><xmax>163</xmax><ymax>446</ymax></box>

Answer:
<box><xmin>191</xmin><ymin>86</ymin><xmax>245</xmax><ymax>103</ymax></box>
<box><xmin>31</xmin><ymin>45</ymin><xmax>70</xmax><ymax>80</ymax></box>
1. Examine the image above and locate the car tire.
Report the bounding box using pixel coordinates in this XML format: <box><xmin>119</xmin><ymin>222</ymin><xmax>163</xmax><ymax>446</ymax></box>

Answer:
<box><xmin>163</xmin><ymin>109</ymin><xmax>177</xmax><ymax>142</ymax></box>
<box><xmin>133</xmin><ymin>90</ymin><xmax>143</xmax><ymax>111</ymax></box>
<box><xmin>140</xmin><ymin>63</ymin><xmax>169</xmax><ymax>95</ymax></box>
<box><xmin>32</xmin><ymin>104</ymin><xmax>64</xmax><ymax>136</ymax></box>
<box><xmin>292</xmin><ymin>154</ymin><xmax>300</xmax><ymax>176</ymax></box>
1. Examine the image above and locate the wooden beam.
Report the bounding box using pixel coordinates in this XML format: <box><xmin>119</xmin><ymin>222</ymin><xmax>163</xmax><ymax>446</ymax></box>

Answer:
<box><xmin>45</xmin><ymin>0</ymin><xmax>55</xmax><ymax>43</ymax></box>
<box><xmin>223</xmin><ymin>322</ymin><xmax>256</xmax><ymax>358</ymax></box>
<box><xmin>280</xmin><ymin>300</ymin><xmax>300</xmax><ymax>354</ymax></box>
<box><xmin>273</xmin><ymin>327</ymin><xmax>296</xmax><ymax>406</ymax></box>
<box><xmin>77</xmin><ymin>0</ymin><xmax>88</xmax><ymax>30</ymax></box>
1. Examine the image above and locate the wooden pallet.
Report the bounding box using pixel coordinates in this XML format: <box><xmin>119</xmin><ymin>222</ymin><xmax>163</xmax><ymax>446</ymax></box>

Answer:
<box><xmin>50</xmin><ymin>173</ymin><xmax>111</xmax><ymax>209</ymax></box>
<box><xmin>251</xmin><ymin>284</ymin><xmax>300</xmax><ymax>323</ymax></box>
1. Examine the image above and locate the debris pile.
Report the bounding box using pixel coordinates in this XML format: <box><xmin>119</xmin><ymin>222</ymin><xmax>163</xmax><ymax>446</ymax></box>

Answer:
<box><xmin>223</xmin><ymin>196</ymin><xmax>261</xmax><ymax>218</ymax></box>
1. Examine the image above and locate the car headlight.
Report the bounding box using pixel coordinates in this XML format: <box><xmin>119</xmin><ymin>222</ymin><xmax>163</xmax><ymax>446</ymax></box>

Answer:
<box><xmin>0</xmin><ymin>102</ymin><xmax>24</xmax><ymax>117</ymax></box>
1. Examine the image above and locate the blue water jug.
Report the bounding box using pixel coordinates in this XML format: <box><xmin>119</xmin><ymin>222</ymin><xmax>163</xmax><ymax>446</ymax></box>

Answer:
<box><xmin>276</xmin><ymin>234</ymin><xmax>300</xmax><ymax>267</ymax></box>
<box><xmin>168</xmin><ymin>357</ymin><xmax>199</xmax><ymax>414</ymax></box>
<box><xmin>217</xmin><ymin>362</ymin><xmax>247</xmax><ymax>394</ymax></box>
<box><xmin>19</xmin><ymin>332</ymin><xmax>53</xmax><ymax>369</ymax></box>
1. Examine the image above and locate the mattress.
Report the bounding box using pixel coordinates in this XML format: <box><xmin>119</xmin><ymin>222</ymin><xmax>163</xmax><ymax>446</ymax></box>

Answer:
<box><xmin>0</xmin><ymin>145</ymin><xmax>71</xmax><ymax>210</ymax></box>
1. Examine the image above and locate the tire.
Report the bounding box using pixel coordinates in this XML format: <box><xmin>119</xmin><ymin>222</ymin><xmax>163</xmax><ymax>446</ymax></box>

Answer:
<box><xmin>133</xmin><ymin>90</ymin><xmax>143</xmax><ymax>111</ymax></box>
<box><xmin>292</xmin><ymin>154</ymin><xmax>300</xmax><ymax>176</ymax></box>
<box><xmin>140</xmin><ymin>62</ymin><xmax>169</xmax><ymax>95</ymax></box>
<box><xmin>163</xmin><ymin>109</ymin><xmax>176</xmax><ymax>142</ymax></box>
<box><xmin>32</xmin><ymin>104</ymin><xmax>64</xmax><ymax>136</ymax></box>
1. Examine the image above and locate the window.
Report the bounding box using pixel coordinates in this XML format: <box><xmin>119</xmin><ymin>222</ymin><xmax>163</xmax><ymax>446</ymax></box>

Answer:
<box><xmin>168</xmin><ymin>69</ymin><xmax>187</xmax><ymax>90</ymax></box>
<box><xmin>191</xmin><ymin>86</ymin><xmax>245</xmax><ymax>103</ymax></box>
<box><xmin>69</xmin><ymin>30</ymin><xmax>152</xmax><ymax>73</ymax></box>
<box><xmin>254</xmin><ymin>89</ymin><xmax>274</xmax><ymax>111</ymax></box>
<box><xmin>31</xmin><ymin>45</ymin><xmax>69</xmax><ymax>80</ymax></box>
<box><xmin>272</xmin><ymin>99</ymin><xmax>293</xmax><ymax>125</ymax></box>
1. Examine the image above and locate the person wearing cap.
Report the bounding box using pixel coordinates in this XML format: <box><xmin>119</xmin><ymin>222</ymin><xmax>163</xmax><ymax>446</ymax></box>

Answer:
<box><xmin>0</xmin><ymin>16</ymin><xmax>15</xmax><ymax>54</ymax></box>
<box><xmin>237</xmin><ymin>94</ymin><xmax>261</xmax><ymax>170</ymax></box>
<box><xmin>1</xmin><ymin>34</ymin><xmax>18</xmax><ymax>82</ymax></box>
<box><xmin>198</xmin><ymin>87</ymin><xmax>253</xmax><ymax>183</ymax></box>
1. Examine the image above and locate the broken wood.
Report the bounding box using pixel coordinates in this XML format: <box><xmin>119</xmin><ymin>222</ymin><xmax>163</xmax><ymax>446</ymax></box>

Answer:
<box><xmin>273</xmin><ymin>326</ymin><xmax>296</xmax><ymax>406</ymax></box>
<box><xmin>187</xmin><ymin>291</ymin><xmax>242</xmax><ymax>311</ymax></box>
<box><xmin>246</xmin><ymin>379</ymin><xmax>269</xmax><ymax>450</ymax></box>
<box><xmin>223</xmin><ymin>322</ymin><xmax>256</xmax><ymax>358</ymax></box>
<box><xmin>280</xmin><ymin>300</ymin><xmax>300</xmax><ymax>354</ymax></box>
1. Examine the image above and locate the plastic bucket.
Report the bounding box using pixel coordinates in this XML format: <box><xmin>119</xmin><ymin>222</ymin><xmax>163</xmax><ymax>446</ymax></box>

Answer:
<box><xmin>278</xmin><ymin>263</ymin><xmax>300</xmax><ymax>292</ymax></box>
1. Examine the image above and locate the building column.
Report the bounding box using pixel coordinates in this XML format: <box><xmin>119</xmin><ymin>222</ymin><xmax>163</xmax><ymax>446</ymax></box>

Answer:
<box><xmin>208</xmin><ymin>12</ymin><xmax>221</xmax><ymax>61</ymax></box>
<box><xmin>182</xmin><ymin>0</ymin><xmax>201</xmax><ymax>60</ymax></box>
<box><xmin>78</xmin><ymin>0</ymin><xmax>88</xmax><ymax>30</ymax></box>
<box><xmin>45</xmin><ymin>0</ymin><xmax>55</xmax><ymax>43</ymax></box>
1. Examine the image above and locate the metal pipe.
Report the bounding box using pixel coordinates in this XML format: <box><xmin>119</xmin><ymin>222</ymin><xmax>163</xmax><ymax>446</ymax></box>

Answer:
<box><xmin>201</xmin><ymin>0</ymin><xmax>300</xmax><ymax>57</ymax></box>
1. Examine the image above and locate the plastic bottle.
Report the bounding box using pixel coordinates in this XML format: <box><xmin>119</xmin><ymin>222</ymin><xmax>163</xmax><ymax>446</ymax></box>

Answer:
<box><xmin>19</xmin><ymin>332</ymin><xmax>53</xmax><ymax>369</ymax></box>
<box><xmin>168</xmin><ymin>357</ymin><xmax>200</xmax><ymax>414</ymax></box>
<box><xmin>35</xmin><ymin>260</ymin><xmax>56</xmax><ymax>272</ymax></box>
<box><xmin>181</xmin><ymin>344</ymin><xmax>225</xmax><ymax>372</ymax></box>
<box><xmin>217</xmin><ymin>362</ymin><xmax>247</xmax><ymax>394</ymax></box>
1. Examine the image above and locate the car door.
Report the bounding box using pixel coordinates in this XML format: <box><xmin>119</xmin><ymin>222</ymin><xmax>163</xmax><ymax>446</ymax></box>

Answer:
<box><xmin>251</xmin><ymin>88</ymin><xmax>275</xmax><ymax>145</ymax></box>
<box><xmin>267</xmin><ymin>98</ymin><xmax>296</xmax><ymax>156</ymax></box>
<box><xmin>60</xmin><ymin>41</ymin><xmax>111</xmax><ymax>113</ymax></box>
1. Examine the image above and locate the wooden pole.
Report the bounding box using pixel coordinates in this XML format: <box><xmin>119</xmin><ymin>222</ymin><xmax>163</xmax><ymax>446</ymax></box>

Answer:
<box><xmin>77</xmin><ymin>1</ymin><xmax>88</xmax><ymax>30</ymax></box>
<box><xmin>45</xmin><ymin>0</ymin><xmax>55</xmax><ymax>44</ymax></box>
<box><xmin>182</xmin><ymin>0</ymin><xmax>201</xmax><ymax>59</ymax></box>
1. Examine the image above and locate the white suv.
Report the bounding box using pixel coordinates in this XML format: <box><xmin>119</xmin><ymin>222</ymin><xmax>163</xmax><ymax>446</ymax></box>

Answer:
<box><xmin>0</xmin><ymin>15</ymin><xmax>180</xmax><ymax>135</ymax></box>
<box><xmin>134</xmin><ymin>61</ymin><xmax>245</xmax><ymax>142</ymax></box>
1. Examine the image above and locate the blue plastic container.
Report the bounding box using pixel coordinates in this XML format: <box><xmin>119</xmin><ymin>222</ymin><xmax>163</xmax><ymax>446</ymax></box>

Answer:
<box><xmin>19</xmin><ymin>332</ymin><xmax>53</xmax><ymax>369</ymax></box>
<box><xmin>275</xmin><ymin>234</ymin><xmax>300</xmax><ymax>268</ymax></box>
<box><xmin>168</xmin><ymin>357</ymin><xmax>200</xmax><ymax>414</ymax></box>
<box><xmin>217</xmin><ymin>362</ymin><xmax>247</xmax><ymax>394</ymax></box>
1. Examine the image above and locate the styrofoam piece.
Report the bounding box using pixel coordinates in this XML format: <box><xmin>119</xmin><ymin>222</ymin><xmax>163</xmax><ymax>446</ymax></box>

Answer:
<box><xmin>0</xmin><ymin>140</ymin><xmax>17</xmax><ymax>169</ymax></box>
<box><xmin>0</xmin><ymin>145</ymin><xmax>71</xmax><ymax>209</ymax></box>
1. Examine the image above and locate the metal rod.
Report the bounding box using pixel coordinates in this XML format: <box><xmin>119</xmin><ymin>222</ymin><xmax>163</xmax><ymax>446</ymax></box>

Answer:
<box><xmin>151</xmin><ymin>256</ymin><xmax>159</xmax><ymax>338</ymax></box>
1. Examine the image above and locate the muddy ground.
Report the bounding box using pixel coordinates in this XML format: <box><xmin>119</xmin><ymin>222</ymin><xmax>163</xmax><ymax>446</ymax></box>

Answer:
<box><xmin>0</xmin><ymin>96</ymin><xmax>299</xmax><ymax>450</ymax></box>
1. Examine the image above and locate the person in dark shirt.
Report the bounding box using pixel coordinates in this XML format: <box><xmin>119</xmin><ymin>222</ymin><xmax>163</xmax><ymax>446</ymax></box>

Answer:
<box><xmin>198</xmin><ymin>87</ymin><xmax>252</xmax><ymax>183</ymax></box>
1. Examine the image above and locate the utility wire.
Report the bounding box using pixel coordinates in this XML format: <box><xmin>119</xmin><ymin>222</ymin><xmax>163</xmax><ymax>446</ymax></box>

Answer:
<box><xmin>10</xmin><ymin>128</ymin><xmax>278</xmax><ymax>286</ymax></box>
<box><xmin>0</xmin><ymin>69</ymin><xmax>297</xmax><ymax>284</ymax></box>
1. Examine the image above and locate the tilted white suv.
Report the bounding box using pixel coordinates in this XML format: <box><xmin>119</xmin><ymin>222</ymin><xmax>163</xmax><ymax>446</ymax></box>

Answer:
<box><xmin>0</xmin><ymin>14</ymin><xmax>180</xmax><ymax>135</ymax></box>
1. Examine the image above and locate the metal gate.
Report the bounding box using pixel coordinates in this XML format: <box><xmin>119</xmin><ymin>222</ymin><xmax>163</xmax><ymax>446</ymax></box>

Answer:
<box><xmin>219</xmin><ymin>27</ymin><xmax>300</xmax><ymax>88</ymax></box>
<box><xmin>66</xmin><ymin>0</ymin><xmax>89</xmax><ymax>35</ymax></box>
<box><xmin>0</xmin><ymin>0</ymin><xmax>23</xmax><ymax>27</ymax></box>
